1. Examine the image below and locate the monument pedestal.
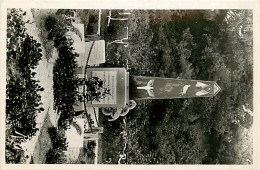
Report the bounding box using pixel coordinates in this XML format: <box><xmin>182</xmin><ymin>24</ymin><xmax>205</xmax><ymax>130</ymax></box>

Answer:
<box><xmin>75</xmin><ymin>67</ymin><xmax>129</xmax><ymax>108</ymax></box>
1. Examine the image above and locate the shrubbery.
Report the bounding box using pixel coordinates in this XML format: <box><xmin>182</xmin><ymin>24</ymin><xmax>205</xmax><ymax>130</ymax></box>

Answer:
<box><xmin>85</xmin><ymin>77</ymin><xmax>111</xmax><ymax>102</ymax></box>
<box><xmin>45</xmin><ymin>15</ymin><xmax>59</xmax><ymax>32</ymax></box>
<box><xmin>6</xmin><ymin>8</ymin><xmax>44</xmax><ymax>163</ymax></box>
<box><xmin>83</xmin><ymin>141</ymin><xmax>96</xmax><ymax>159</ymax></box>
<box><xmin>45</xmin><ymin>15</ymin><xmax>79</xmax><ymax>129</ymax></box>
<box><xmin>44</xmin><ymin>11</ymin><xmax>83</xmax><ymax>164</ymax></box>
<box><xmin>101</xmin><ymin>10</ymin><xmax>253</xmax><ymax>164</ymax></box>
<box><xmin>45</xmin><ymin>127</ymin><xmax>67</xmax><ymax>164</ymax></box>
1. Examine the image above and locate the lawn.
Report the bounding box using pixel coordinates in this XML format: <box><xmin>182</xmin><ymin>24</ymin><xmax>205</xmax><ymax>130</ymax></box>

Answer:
<box><xmin>32</xmin><ymin>113</ymin><xmax>53</xmax><ymax>163</ymax></box>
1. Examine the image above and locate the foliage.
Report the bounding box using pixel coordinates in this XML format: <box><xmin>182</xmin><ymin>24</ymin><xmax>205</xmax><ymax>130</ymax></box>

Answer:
<box><xmin>48</xmin><ymin>127</ymin><xmax>68</xmax><ymax>151</ymax></box>
<box><xmin>45</xmin><ymin>15</ymin><xmax>59</xmax><ymax>31</ymax></box>
<box><xmin>84</xmin><ymin>77</ymin><xmax>111</xmax><ymax>102</ymax></box>
<box><xmin>42</xmin><ymin>12</ymin><xmax>81</xmax><ymax>163</ymax></box>
<box><xmin>45</xmin><ymin>127</ymin><xmax>67</xmax><ymax>164</ymax></box>
<box><xmin>55</xmin><ymin>9</ymin><xmax>77</xmax><ymax>25</ymax></box>
<box><xmin>100</xmin><ymin>10</ymin><xmax>253</xmax><ymax>164</ymax></box>
<box><xmin>45</xmin><ymin>148</ymin><xmax>67</xmax><ymax>164</ymax></box>
<box><xmin>83</xmin><ymin>141</ymin><xmax>96</xmax><ymax>159</ymax></box>
<box><xmin>87</xmin><ymin>15</ymin><xmax>98</xmax><ymax>34</ymax></box>
<box><xmin>99</xmin><ymin>112</ymin><xmax>125</xmax><ymax>164</ymax></box>
<box><xmin>45</xmin><ymin>15</ymin><xmax>79</xmax><ymax>129</ymax></box>
<box><xmin>6</xmin><ymin>8</ymin><xmax>43</xmax><ymax>163</ymax></box>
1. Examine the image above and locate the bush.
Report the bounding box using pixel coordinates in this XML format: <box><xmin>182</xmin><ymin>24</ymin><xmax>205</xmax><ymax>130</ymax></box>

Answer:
<box><xmin>45</xmin><ymin>127</ymin><xmax>67</xmax><ymax>164</ymax></box>
<box><xmin>6</xmin><ymin>8</ymin><xmax>43</xmax><ymax>163</ymax></box>
<box><xmin>86</xmin><ymin>15</ymin><xmax>98</xmax><ymax>34</ymax></box>
<box><xmin>85</xmin><ymin>77</ymin><xmax>111</xmax><ymax>102</ymax></box>
<box><xmin>44</xmin><ymin>14</ymin><xmax>79</xmax><ymax>130</ymax></box>
<box><xmin>48</xmin><ymin>127</ymin><xmax>68</xmax><ymax>151</ymax></box>
<box><xmin>45</xmin><ymin>15</ymin><xmax>59</xmax><ymax>31</ymax></box>
<box><xmin>83</xmin><ymin>141</ymin><xmax>96</xmax><ymax>159</ymax></box>
<box><xmin>101</xmin><ymin>10</ymin><xmax>253</xmax><ymax>164</ymax></box>
<box><xmin>45</xmin><ymin>148</ymin><xmax>66</xmax><ymax>164</ymax></box>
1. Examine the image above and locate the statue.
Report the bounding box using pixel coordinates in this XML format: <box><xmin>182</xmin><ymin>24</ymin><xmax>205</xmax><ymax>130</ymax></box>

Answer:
<box><xmin>101</xmin><ymin>100</ymin><xmax>137</xmax><ymax>121</ymax></box>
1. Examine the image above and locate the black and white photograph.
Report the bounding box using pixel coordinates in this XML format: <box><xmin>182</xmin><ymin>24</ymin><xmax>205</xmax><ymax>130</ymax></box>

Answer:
<box><xmin>2</xmin><ymin>4</ymin><xmax>256</xmax><ymax>167</ymax></box>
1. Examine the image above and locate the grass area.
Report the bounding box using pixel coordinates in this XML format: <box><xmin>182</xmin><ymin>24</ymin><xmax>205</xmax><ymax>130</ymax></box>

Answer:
<box><xmin>32</xmin><ymin>113</ymin><xmax>52</xmax><ymax>163</ymax></box>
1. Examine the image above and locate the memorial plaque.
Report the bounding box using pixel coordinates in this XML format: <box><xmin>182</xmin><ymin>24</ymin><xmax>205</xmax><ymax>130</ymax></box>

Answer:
<box><xmin>86</xmin><ymin>68</ymin><xmax>129</xmax><ymax>107</ymax></box>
